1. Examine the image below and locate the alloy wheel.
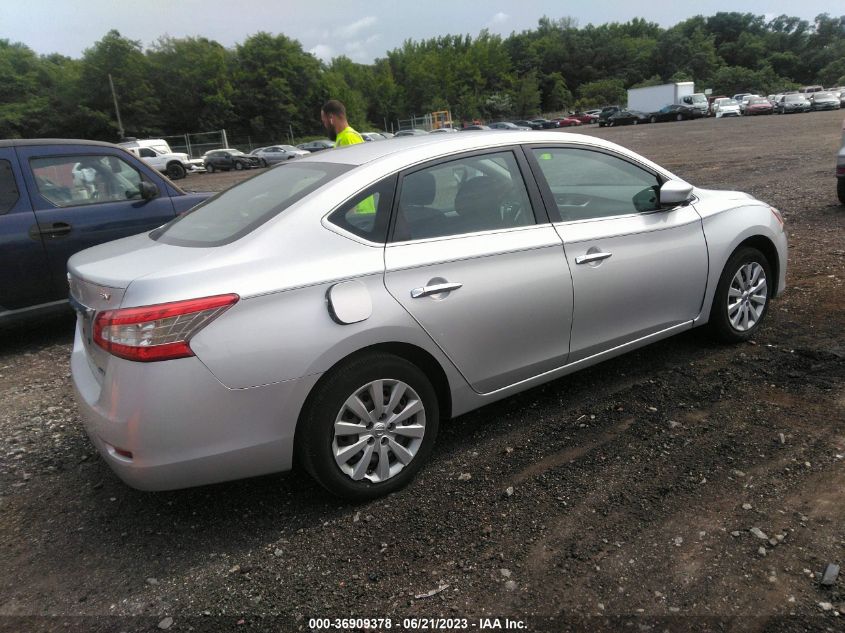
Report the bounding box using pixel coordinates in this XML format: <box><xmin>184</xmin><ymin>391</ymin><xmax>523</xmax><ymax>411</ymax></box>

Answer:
<box><xmin>332</xmin><ymin>379</ymin><xmax>426</xmax><ymax>483</ymax></box>
<box><xmin>727</xmin><ymin>262</ymin><xmax>767</xmax><ymax>331</ymax></box>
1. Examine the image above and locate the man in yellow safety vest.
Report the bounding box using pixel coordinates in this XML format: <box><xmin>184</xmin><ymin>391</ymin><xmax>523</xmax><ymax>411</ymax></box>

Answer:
<box><xmin>321</xmin><ymin>100</ymin><xmax>364</xmax><ymax>147</ymax></box>
<box><xmin>320</xmin><ymin>99</ymin><xmax>374</xmax><ymax>214</ymax></box>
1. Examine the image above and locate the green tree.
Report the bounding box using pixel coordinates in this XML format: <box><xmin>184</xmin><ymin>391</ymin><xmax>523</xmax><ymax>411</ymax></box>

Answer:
<box><xmin>77</xmin><ymin>30</ymin><xmax>160</xmax><ymax>139</ymax></box>
<box><xmin>231</xmin><ymin>32</ymin><xmax>323</xmax><ymax>140</ymax></box>
<box><xmin>577</xmin><ymin>78</ymin><xmax>626</xmax><ymax>107</ymax></box>
<box><xmin>147</xmin><ymin>36</ymin><xmax>234</xmax><ymax>133</ymax></box>
<box><xmin>514</xmin><ymin>71</ymin><xmax>541</xmax><ymax>116</ymax></box>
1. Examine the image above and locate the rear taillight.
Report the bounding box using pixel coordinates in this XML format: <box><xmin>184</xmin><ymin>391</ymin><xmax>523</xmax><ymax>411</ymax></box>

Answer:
<box><xmin>837</xmin><ymin>166</ymin><xmax>845</xmax><ymax>177</ymax></box>
<box><xmin>93</xmin><ymin>294</ymin><xmax>239</xmax><ymax>362</ymax></box>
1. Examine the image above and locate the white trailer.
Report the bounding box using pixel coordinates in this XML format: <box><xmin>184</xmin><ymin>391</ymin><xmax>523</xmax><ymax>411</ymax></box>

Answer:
<box><xmin>627</xmin><ymin>82</ymin><xmax>695</xmax><ymax>113</ymax></box>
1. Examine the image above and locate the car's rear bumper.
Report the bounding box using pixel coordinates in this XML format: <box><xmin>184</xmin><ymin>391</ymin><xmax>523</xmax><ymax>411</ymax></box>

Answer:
<box><xmin>71</xmin><ymin>320</ymin><xmax>316</xmax><ymax>491</ymax></box>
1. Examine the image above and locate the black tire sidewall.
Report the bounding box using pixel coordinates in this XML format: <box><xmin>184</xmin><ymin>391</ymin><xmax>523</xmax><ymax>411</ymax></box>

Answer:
<box><xmin>298</xmin><ymin>353</ymin><xmax>440</xmax><ymax>501</ymax></box>
<box><xmin>234</xmin><ymin>161</ymin><xmax>244</xmax><ymax>170</ymax></box>
<box><xmin>167</xmin><ymin>163</ymin><xmax>186</xmax><ymax>180</ymax></box>
<box><xmin>838</xmin><ymin>178</ymin><xmax>845</xmax><ymax>205</ymax></box>
<box><xmin>206</xmin><ymin>164</ymin><xmax>214</xmax><ymax>173</ymax></box>
<box><xmin>710</xmin><ymin>247</ymin><xmax>773</xmax><ymax>342</ymax></box>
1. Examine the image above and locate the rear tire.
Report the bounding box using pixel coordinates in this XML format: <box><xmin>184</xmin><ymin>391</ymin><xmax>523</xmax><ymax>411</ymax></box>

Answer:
<box><xmin>709</xmin><ymin>247</ymin><xmax>773</xmax><ymax>343</ymax></box>
<box><xmin>838</xmin><ymin>178</ymin><xmax>845</xmax><ymax>205</ymax></box>
<box><xmin>297</xmin><ymin>353</ymin><xmax>440</xmax><ymax>501</ymax></box>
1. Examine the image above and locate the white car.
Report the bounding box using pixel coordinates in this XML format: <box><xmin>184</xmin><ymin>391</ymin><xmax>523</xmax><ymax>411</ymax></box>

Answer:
<box><xmin>713</xmin><ymin>98</ymin><xmax>741</xmax><ymax>118</ymax></box>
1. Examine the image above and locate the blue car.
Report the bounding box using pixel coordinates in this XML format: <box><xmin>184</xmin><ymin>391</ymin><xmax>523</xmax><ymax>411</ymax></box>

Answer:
<box><xmin>0</xmin><ymin>139</ymin><xmax>212</xmax><ymax>323</ymax></box>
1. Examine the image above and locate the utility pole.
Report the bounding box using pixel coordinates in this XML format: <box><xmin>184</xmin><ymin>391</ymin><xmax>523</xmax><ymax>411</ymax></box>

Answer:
<box><xmin>108</xmin><ymin>73</ymin><xmax>125</xmax><ymax>139</ymax></box>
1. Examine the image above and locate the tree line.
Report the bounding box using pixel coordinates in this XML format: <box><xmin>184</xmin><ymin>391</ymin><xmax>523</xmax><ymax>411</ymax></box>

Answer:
<box><xmin>1</xmin><ymin>12</ymin><xmax>844</xmax><ymax>143</ymax></box>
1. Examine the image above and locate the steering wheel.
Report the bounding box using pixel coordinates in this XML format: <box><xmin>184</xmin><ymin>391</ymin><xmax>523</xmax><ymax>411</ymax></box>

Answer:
<box><xmin>498</xmin><ymin>186</ymin><xmax>526</xmax><ymax>225</ymax></box>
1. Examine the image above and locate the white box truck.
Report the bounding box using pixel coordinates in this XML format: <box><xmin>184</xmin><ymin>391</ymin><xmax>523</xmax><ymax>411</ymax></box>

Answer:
<box><xmin>627</xmin><ymin>82</ymin><xmax>707</xmax><ymax>115</ymax></box>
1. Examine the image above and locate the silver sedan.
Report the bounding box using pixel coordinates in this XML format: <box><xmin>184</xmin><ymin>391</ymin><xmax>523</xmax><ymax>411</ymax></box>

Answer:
<box><xmin>69</xmin><ymin>132</ymin><xmax>788</xmax><ymax>499</ymax></box>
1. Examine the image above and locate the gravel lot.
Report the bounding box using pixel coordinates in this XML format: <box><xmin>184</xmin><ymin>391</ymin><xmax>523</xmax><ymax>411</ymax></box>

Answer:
<box><xmin>1</xmin><ymin>112</ymin><xmax>844</xmax><ymax>632</ymax></box>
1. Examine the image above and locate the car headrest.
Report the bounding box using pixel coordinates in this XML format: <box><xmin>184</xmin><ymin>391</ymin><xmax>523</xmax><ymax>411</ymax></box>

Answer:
<box><xmin>402</xmin><ymin>171</ymin><xmax>436</xmax><ymax>206</ymax></box>
<box><xmin>454</xmin><ymin>177</ymin><xmax>507</xmax><ymax>218</ymax></box>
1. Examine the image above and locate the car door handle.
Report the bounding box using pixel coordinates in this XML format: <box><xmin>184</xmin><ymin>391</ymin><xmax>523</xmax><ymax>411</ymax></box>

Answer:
<box><xmin>575</xmin><ymin>251</ymin><xmax>612</xmax><ymax>265</ymax></box>
<box><xmin>29</xmin><ymin>222</ymin><xmax>72</xmax><ymax>239</ymax></box>
<box><xmin>410</xmin><ymin>282</ymin><xmax>463</xmax><ymax>298</ymax></box>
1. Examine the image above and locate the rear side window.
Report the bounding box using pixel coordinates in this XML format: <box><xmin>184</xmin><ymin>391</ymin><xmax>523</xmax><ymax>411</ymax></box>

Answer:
<box><xmin>392</xmin><ymin>151</ymin><xmax>535</xmax><ymax>241</ymax></box>
<box><xmin>327</xmin><ymin>176</ymin><xmax>395</xmax><ymax>243</ymax></box>
<box><xmin>0</xmin><ymin>160</ymin><xmax>19</xmax><ymax>214</ymax></box>
<box><xmin>153</xmin><ymin>162</ymin><xmax>352</xmax><ymax>247</ymax></box>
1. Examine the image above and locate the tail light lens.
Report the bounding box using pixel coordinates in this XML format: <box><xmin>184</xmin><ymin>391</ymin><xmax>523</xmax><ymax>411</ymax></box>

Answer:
<box><xmin>837</xmin><ymin>166</ymin><xmax>845</xmax><ymax>177</ymax></box>
<box><xmin>93</xmin><ymin>294</ymin><xmax>239</xmax><ymax>362</ymax></box>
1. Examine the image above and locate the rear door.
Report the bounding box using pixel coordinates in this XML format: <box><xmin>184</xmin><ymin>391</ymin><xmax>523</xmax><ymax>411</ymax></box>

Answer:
<box><xmin>0</xmin><ymin>148</ymin><xmax>57</xmax><ymax>311</ymax></box>
<box><xmin>16</xmin><ymin>144</ymin><xmax>177</xmax><ymax>302</ymax></box>
<box><xmin>384</xmin><ymin>148</ymin><xmax>574</xmax><ymax>394</ymax></box>
<box><xmin>527</xmin><ymin>145</ymin><xmax>708</xmax><ymax>362</ymax></box>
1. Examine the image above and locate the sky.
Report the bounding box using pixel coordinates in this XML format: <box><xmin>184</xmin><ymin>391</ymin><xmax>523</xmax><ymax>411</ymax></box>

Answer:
<box><xmin>0</xmin><ymin>0</ymin><xmax>839</xmax><ymax>63</ymax></box>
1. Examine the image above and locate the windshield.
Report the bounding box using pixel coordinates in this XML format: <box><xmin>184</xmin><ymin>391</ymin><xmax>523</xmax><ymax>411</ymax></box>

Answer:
<box><xmin>815</xmin><ymin>93</ymin><xmax>833</xmax><ymax>99</ymax></box>
<box><xmin>749</xmin><ymin>98</ymin><xmax>768</xmax><ymax>104</ymax></box>
<box><xmin>152</xmin><ymin>162</ymin><xmax>353</xmax><ymax>247</ymax></box>
<box><xmin>279</xmin><ymin>145</ymin><xmax>298</xmax><ymax>151</ymax></box>
<box><xmin>691</xmin><ymin>94</ymin><xmax>707</xmax><ymax>103</ymax></box>
<box><xmin>785</xmin><ymin>95</ymin><xmax>806</xmax><ymax>102</ymax></box>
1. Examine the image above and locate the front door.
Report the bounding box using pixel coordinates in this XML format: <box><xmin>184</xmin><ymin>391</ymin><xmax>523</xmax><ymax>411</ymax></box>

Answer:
<box><xmin>17</xmin><ymin>145</ymin><xmax>177</xmax><ymax>301</ymax></box>
<box><xmin>0</xmin><ymin>148</ymin><xmax>56</xmax><ymax>311</ymax></box>
<box><xmin>527</xmin><ymin>145</ymin><xmax>709</xmax><ymax>362</ymax></box>
<box><xmin>384</xmin><ymin>149</ymin><xmax>574</xmax><ymax>394</ymax></box>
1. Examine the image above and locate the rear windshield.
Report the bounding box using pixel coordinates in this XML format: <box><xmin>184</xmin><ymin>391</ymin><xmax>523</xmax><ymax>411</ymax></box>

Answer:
<box><xmin>152</xmin><ymin>162</ymin><xmax>352</xmax><ymax>247</ymax></box>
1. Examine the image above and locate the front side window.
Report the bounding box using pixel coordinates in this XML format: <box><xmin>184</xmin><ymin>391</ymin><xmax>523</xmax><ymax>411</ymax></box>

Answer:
<box><xmin>532</xmin><ymin>148</ymin><xmax>661</xmax><ymax>221</ymax></box>
<box><xmin>154</xmin><ymin>162</ymin><xmax>352</xmax><ymax>247</ymax></box>
<box><xmin>139</xmin><ymin>148</ymin><xmax>157</xmax><ymax>158</ymax></box>
<box><xmin>30</xmin><ymin>155</ymin><xmax>144</xmax><ymax>207</ymax></box>
<box><xmin>393</xmin><ymin>151</ymin><xmax>535</xmax><ymax>241</ymax></box>
<box><xmin>0</xmin><ymin>160</ymin><xmax>20</xmax><ymax>213</ymax></box>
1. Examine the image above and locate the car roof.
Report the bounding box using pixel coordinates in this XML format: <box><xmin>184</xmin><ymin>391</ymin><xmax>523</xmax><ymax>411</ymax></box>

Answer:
<box><xmin>293</xmin><ymin>131</ymin><xmax>646</xmax><ymax>169</ymax></box>
<box><xmin>0</xmin><ymin>138</ymin><xmax>119</xmax><ymax>149</ymax></box>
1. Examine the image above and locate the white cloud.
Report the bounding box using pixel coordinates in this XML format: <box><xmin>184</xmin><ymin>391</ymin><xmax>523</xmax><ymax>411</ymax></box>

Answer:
<box><xmin>334</xmin><ymin>16</ymin><xmax>378</xmax><ymax>39</ymax></box>
<box><xmin>490</xmin><ymin>12</ymin><xmax>509</xmax><ymax>25</ymax></box>
<box><xmin>309</xmin><ymin>43</ymin><xmax>334</xmax><ymax>61</ymax></box>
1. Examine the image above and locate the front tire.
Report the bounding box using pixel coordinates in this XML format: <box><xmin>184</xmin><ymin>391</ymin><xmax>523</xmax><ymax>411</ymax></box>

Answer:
<box><xmin>709</xmin><ymin>247</ymin><xmax>773</xmax><ymax>343</ymax></box>
<box><xmin>676</xmin><ymin>113</ymin><xmax>684</xmax><ymax>121</ymax></box>
<box><xmin>297</xmin><ymin>353</ymin><xmax>440</xmax><ymax>501</ymax></box>
<box><xmin>650</xmin><ymin>116</ymin><xmax>657</xmax><ymax>123</ymax></box>
<box><xmin>234</xmin><ymin>161</ymin><xmax>244</xmax><ymax>171</ymax></box>
<box><xmin>205</xmin><ymin>163</ymin><xmax>215</xmax><ymax>174</ymax></box>
<box><xmin>166</xmin><ymin>162</ymin><xmax>186</xmax><ymax>180</ymax></box>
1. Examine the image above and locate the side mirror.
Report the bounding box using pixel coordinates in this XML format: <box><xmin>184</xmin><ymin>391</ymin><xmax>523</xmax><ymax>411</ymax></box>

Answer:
<box><xmin>139</xmin><ymin>181</ymin><xmax>158</xmax><ymax>200</ymax></box>
<box><xmin>659</xmin><ymin>180</ymin><xmax>694</xmax><ymax>208</ymax></box>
